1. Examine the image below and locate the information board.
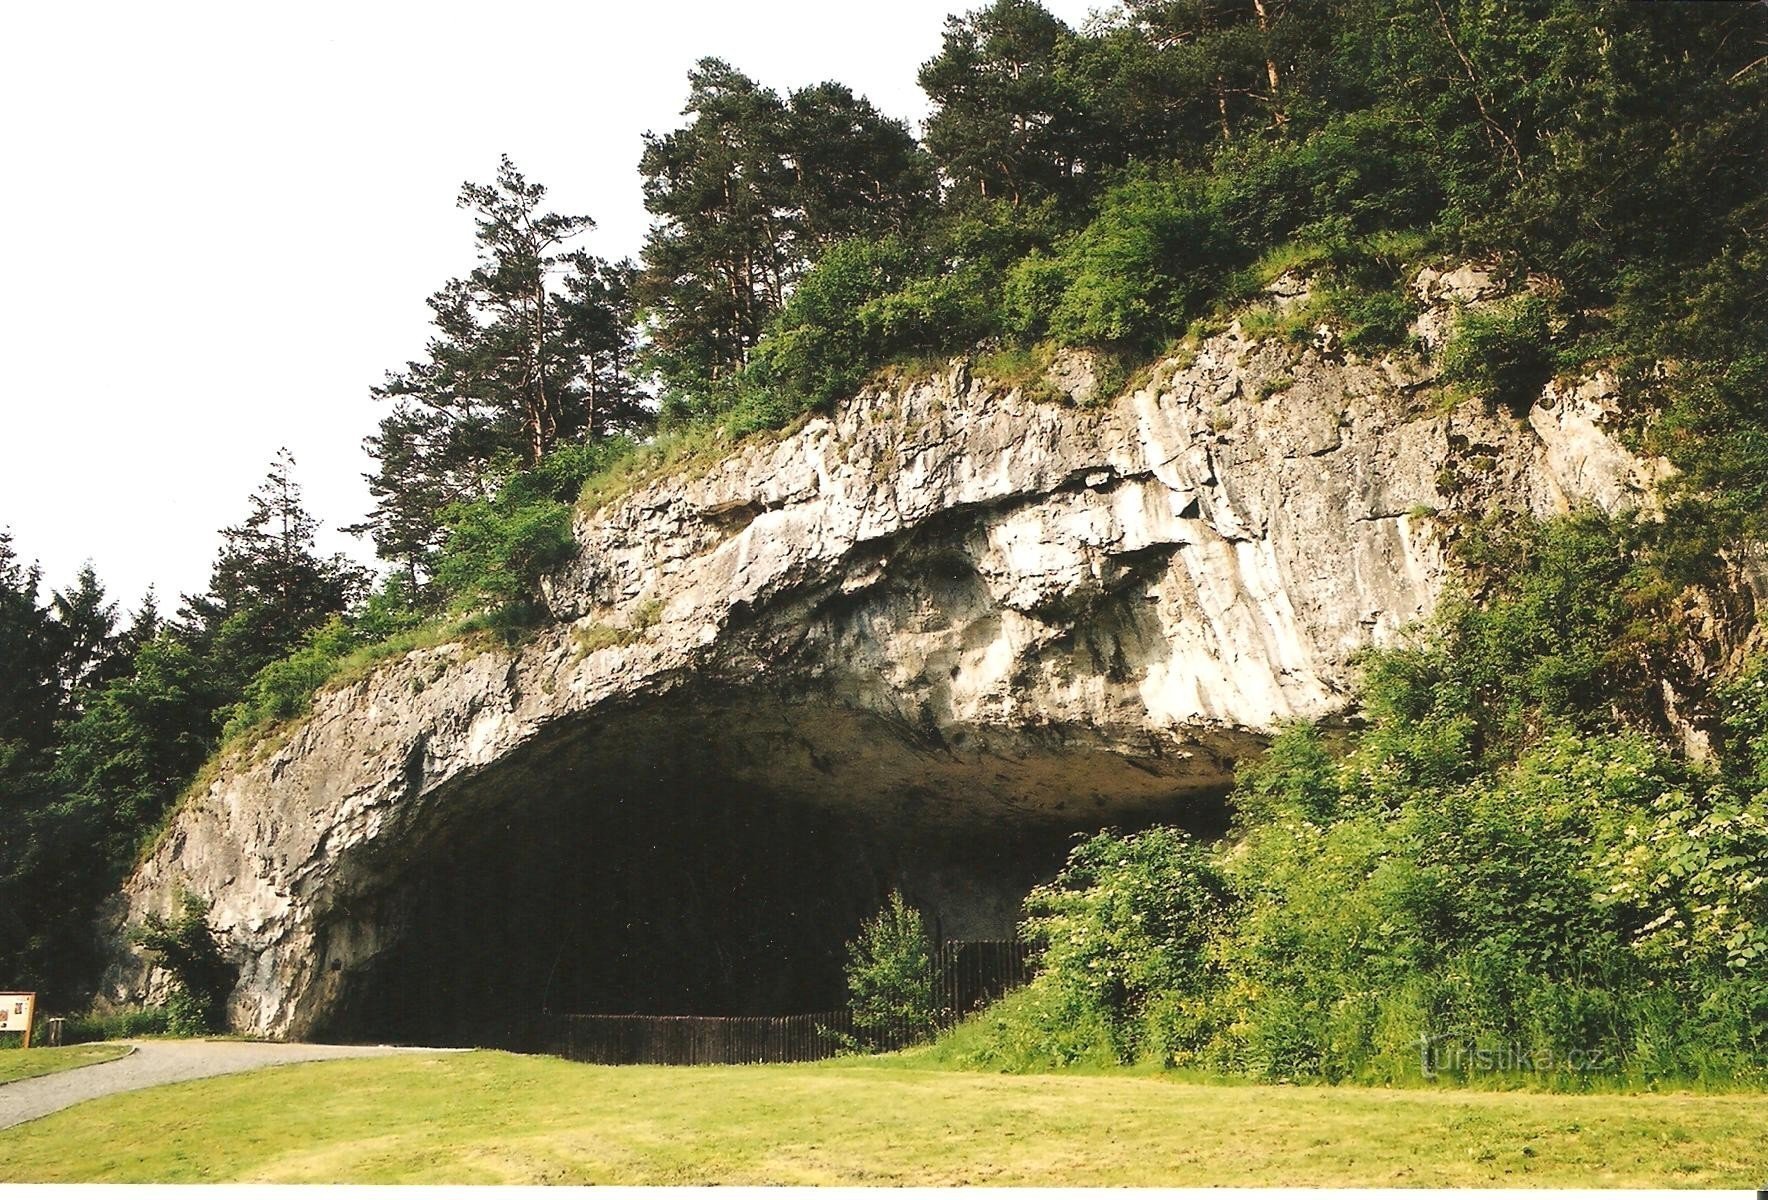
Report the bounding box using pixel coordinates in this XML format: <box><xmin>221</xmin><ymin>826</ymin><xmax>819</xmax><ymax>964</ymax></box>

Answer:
<box><xmin>0</xmin><ymin>992</ymin><xmax>36</xmax><ymax>1048</ymax></box>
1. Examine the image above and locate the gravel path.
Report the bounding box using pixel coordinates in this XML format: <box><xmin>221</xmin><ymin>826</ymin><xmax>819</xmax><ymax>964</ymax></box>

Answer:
<box><xmin>0</xmin><ymin>1039</ymin><xmax>449</xmax><ymax>1130</ymax></box>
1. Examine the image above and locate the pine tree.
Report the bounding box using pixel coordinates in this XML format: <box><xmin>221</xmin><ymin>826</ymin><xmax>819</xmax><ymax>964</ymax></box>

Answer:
<box><xmin>918</xmin><ymin>0</ymin><xmax>1086</xmax><ymax>206</ymax></box>
<box><xmin>118</xmin><ymin>588</ymin><xmax>162</xmax><ymax>661</ymax></box>
<box><xmin>0</xmin><ymin>532</ymin><xmax>61</xmax><ymax>790</ymax></box>
<box><xmin>638</xmin><ymin>60</ymin><xmax>930</xmax><ymax>403</ymax></box>
<box><xmin>356</xmin><ymin>157</ymin><xmax>645</xmax><ymax>581</ymax></box>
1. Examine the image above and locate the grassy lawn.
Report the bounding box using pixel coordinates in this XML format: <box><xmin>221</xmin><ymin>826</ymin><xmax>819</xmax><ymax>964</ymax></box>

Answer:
<box><xmin>0</xmin><ymin>1043</ymin><xmax>130</xmax><ymax>1084</ymax></box>
<box><xmin>0</xmin><ymin>1050</ymin><xmax>1764</xmax><ymax>1186</ymax></box>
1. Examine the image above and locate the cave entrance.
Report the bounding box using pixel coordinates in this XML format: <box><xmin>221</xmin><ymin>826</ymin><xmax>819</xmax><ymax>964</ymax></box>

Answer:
<box><xmin>314</xmin><ymin>698</ymin><xmax>1233</xmax><ymax>1051</ymax></box>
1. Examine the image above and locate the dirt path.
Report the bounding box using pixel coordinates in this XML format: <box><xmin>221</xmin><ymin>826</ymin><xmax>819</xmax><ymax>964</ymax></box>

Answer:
<box><xmin>0</xmin><ymin>1039</ymin><xmax>449</xmax><ymax>1130</ymax></box>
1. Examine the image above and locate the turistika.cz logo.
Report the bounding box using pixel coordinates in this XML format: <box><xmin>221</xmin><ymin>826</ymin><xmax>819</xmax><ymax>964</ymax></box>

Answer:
<box><xmin>1418</xmin><ymin>1032</ymin><xmax>1613</xmax><ymax>1078</ymax></box>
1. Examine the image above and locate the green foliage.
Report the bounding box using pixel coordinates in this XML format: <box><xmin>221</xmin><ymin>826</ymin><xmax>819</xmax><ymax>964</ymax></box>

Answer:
<box><xmin>180</xmin><ymin>449</ymin><xmax>368</xmax><ymax>693</ymax></box>
<box><xmin>918</xmin><ymin>0</ymin><xmax>1083</xmax><ymax>206</ymax></box>
<box><xmin>220</xmin><ymin>574</ymin><xmax>428</xmax><ymax>740</ymax></box>
<box><xmin>430</xmin><ymin>438</ymin><xmax>621</xmax><ymax>615</ymax></box>
<box><xmin>1603</xmin><ymin>784</ymin><xmax>1768</xmax><ymax>972</ymax></box>
<box><xmin>1716</xmin><ymin>657</ymin><xmax>1768</xmax><ymax>793</ymax></box>
<box><xmin>1320</xmin><ymin>283</ymin><xmax>1418</xmax><ymax>352</ymax></box>
<box><xmin>845</xmin><ymin>890</ymin><xmax>940</xmax><ymax>1051</ymax></box>
<box><xmin>358</xmin><ymin>157</ymin><xmax>647</xmax><ymax>581</ymax></box>
<box><xmin>918</xmin><ymin>976</ymin><xmax>1119</xmax><ymax>1072</ymax></box>
<box><xmin>434</xmin><ymin>496</ymin><xmax>572</xmax><ymax>615</ymax></box>
<box><xmin>132</xmin><ymin>891</ymin><xmax>231</xmax><ymax>1036</ymax></box>
<box><xmin>214</xmin><ymin>440</ymin><xmax>627</xmax><ymax>747</ymax></box>
<box><xmin>223</xmin><ymin>617</ymin><xmax>356</xmax><ymax>736</ymax></box>
<box><xmin>1235</xmin><ymin>723</ymin><xmax>1341</xmax><ymax>824</ymax></box>
<box><xmin>742</xmin><ymin>235</ymin><xmax>918</xmax><ymax>413</ymax></box>
<box><xmin>1439</xmin><ymin>296</ymin><xmax>1554</xmax><ymax>413</ymax></box>
<box><xmin>1009</xmin><ymin>177</ymin><xmax>1230</xmax><ymax>350</ymax></box>
<box><xmin>955</xmin><ymin>514</ymin><xmax>1768</xmax><ymax>1085</ymax></box>
<box><xmin>638</xmin><ymin>59</ymin><xmax>930</xmax><ymax>404</ymax></box>
<box><xmin>741</xmin><ymin>200</ymin><xmax>1065</xmax><ymax>422</ymax></box>
<box><xmin>1358</xmin><ymin>511</ymin><xmax>1673</xmax><ymax>761</ymax></box>
<box><xmin>1225</xmin><ymin>232</ymin><xmax>1427</xmax><ymax>354</ymax></box>
<box><xmin>970</xmin><ymin>342</ymin><xmax>1058</xmax><ymax>403</ymax></box>
<box><xmin>1023</xmin><ymin>827</ymin><xmax>1229</xmax><ymax>1064</ymax></box>
<box><xmin>1210</xmin><ymin>111</ymin><xmax>1441</xmax><ymax>249</ymax></box>
<box><xmin>57</xmin><ymin>1006</ymin><xmax>172</xmax><ymax>1044</ymax></box>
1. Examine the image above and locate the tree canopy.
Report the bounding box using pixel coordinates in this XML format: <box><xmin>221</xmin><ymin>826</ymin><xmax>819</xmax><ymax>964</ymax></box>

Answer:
<box><xmin>355</xmin><ymin>157</ymin><xmax>645</xmax><ymax>589</ymax></box>
<box><xmin>637</xmin><ymin>59</ymin><xmax>932</xmax><ymax>407</ymax></box>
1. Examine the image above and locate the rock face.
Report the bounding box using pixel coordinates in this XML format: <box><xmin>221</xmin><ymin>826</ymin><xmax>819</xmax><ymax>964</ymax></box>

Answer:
<box><xmin>104</xmin><ymin>275</ymin><xmax>1666</xmax><ymax>1041</ymax></box>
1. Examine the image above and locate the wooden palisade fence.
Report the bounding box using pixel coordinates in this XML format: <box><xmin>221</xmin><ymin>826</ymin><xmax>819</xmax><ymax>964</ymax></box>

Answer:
<box><xmin>545</xmin><ymin>940</ymin><xmax>1031</xmax><ymax>1066</ymax></box>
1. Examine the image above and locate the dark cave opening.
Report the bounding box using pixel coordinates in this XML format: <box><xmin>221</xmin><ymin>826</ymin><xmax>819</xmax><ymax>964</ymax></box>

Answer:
<box><xmin>315</xmin><ymin>704</ymin><xmax>1234</xmax><ymax>1051</ymax></box>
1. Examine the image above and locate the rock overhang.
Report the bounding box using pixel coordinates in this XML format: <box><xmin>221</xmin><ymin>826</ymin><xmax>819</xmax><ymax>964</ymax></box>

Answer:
<box><xmin>103</xmin><ymin>276</ymin><xmax>1665</xmax><ymax>1039</ymax></box>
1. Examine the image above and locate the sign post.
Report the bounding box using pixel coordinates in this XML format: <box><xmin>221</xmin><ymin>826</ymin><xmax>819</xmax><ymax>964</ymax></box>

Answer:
<box><xmin>0</xmin><ymin>992</ymin><xmax>37</xmax><ymax>1049</ymax></box>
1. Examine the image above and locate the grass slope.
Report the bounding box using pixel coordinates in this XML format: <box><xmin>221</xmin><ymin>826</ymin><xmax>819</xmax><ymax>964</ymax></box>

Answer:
<box><xmin>0</xmin><ymin>1043</ymin><xmax>130</xmax><ymax>1084</ymax></box>
<box><xmin>0</xmin><ymin>1050</ymin><xmax>1763</xmax><ymax>1186</ymax></box>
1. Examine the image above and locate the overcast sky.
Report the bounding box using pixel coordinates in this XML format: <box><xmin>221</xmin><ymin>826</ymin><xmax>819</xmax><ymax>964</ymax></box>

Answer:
<box><xmin>0</xmin><ymin>0</ymin><xmax>1101</xmax><ymax>614</ymax></box>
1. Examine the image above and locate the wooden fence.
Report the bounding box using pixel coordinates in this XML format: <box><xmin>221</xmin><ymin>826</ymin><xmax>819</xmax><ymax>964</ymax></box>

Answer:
<box><xmin>935</xmin><ymin>939</ymin><xmax>1031</xmax><ymax>1019</ymax></box>
<box><xmin>544</xmin><ymin>940</ymin><xmax>1032</xmax><ymax>1066</ymax></box>
<box><xmin>545</xmin><ymin>1010</ymin><xmax>853</xmax><ymax>1065</ymax></box>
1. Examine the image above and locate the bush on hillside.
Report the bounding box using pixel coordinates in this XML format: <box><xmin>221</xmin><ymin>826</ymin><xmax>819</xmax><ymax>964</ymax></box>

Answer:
<box><xmin>1023</xmin><ymin>826</ymin><xmax>1230</xmax><ymax>1064</ymax></box>
<box><xmin>1006</xmin><ymin>177</ymin><xmax>1229</xmax><ymax>350</ymax></box>
<box><xmin>132</xmin><ymin>890</ymin><xmax>231</xmax><ymax>1036</ymax></box>
<box><xmin>1440</xmin><ymin>295</ymin><xmax>1554</xmax><ymax>413</ymax></box>
<box><xmin>936</xmin><ymin>515</ymin><xmax>1768</xmax><ymax>1086</ymax></box>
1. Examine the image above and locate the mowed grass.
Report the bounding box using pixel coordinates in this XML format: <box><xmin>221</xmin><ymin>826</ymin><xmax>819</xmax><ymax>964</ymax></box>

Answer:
<box><xmin>0</xmin><ymin>1043</ymin><xmax>130</xmax><ymax>1084</ymax></box>
<box><xmin>1</xmin><ymin>1051</ymin><xmax>1765</xmax><ymax>1186</ymax></box>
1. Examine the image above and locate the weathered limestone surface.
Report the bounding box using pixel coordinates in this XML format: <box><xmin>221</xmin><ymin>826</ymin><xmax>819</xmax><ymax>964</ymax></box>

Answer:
<box><xmin>104</xmin><ymin>274</ymin><xmax>1664</xmax><ymax>1037</ymax></box>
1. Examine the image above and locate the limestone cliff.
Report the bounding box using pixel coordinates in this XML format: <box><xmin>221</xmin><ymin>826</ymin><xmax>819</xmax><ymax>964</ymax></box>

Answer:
<box><xmin>104</xmin><ymin>268</ymin><xmax>1669</xmax><ymax>1040</ymax></box>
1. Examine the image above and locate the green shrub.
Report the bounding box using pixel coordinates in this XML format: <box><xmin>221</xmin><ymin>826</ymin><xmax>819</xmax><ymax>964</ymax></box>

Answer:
<box><xmin>435</xmin><ymin>495</ymin><xmax>573</xmax><ymax>613</ymax></box>
<box><xmin>1221</xmin><ymin>232</ymin><xmax>1426</xmax><ymax>354</ymax></box>
<box><xmin>1602</xmin><ymin>780</ymin><xmax>1768</xmax><ymax>971</ymax></box>
<box><xmin>435</xmin><ymin>438</ymin><xmax>638</xmax><ymax>614</ymax></box>
<box><xmin>222</xmin><ymin>616</ymin><xmax>356</xmax><ymax>737</ymax></box>
<box><xmin>222</xmin><ymin>575</ymin><xmax>430</xmax><ymax>739</ymax></box>
<box><xmin>845</xmin><ymin>890</ymin><xmax>940</xmax><ymax>1051</ymax></box>
<box><xmin>1320</xmin><ymin>283</ymin><xmax>1418</xmax><ymax>351</ymax></box>
<box><xmin>1022</xmin><ymin>826</ymin><xmax>1229</xmax><ymax>1065</ymax></box>
<box><xmin>1211</xmin><ymin>111</ymin><xmax>1441</xmax><ymax>248</ymax></box>
<box><xmin>58</xmin><ymin>1006</ymin><xmax>172</xmax><ymax>1044</ymax></box>
<box><xmin>861</xmin><ymin>262</ymin><xmax>1004</xmax><ymax>356</ymax></box>
<box><xmin>970</xmin><ymin>342</ymin><xmax>1058</xmax><ymax>401</ymax></box>
<box><xmin>1440</xmin><ymin>295</ymin><xmax>1554</xmax><ymax>413</ymax></box>
<box><xmin>956</xmin><ymin>514</ymin><xmax>1768</xmax><ymax>1086</ymax></box>
<box><xmin>132</xmin><ymin>890</ymin><xmax>231</xmax><ymax>1036</ymax></box>
<box><xmin>1234</xmin><ymin>722</ymin><xmax>1341</xmax><ymax>823</ymax></box>
<box><xmin>1017</xmin><ymin>176</ymin><xmax>1231</xmax><ymax>351</ymax></box>
<box><xmin>746</xmin><ymin>236</ymin><xmax>919</xmax><ymax>411</ymax></box>
<box><xmin>921</xmin><ymin>975</ymin><xmax>1118</xmax><ymax>1072</ymax></box>
<box><xmin>1715</xmin><ymin>655</ymin><xmax>1768</xmax><ymax>793</ymax></box>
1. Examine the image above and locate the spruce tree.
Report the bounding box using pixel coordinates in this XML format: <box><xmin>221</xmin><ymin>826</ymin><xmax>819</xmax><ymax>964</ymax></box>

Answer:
<box><xmin>180</xmin><ymin>449</ymin><xmax>367</xmax><ymax>692</ymax></box>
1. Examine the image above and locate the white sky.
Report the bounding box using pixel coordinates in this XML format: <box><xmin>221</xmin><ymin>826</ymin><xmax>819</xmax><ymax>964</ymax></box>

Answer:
<box><xmin>0</xmin><ymin>0</ymin><xmax>1101</xmax><ymax>614</ymax></box>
